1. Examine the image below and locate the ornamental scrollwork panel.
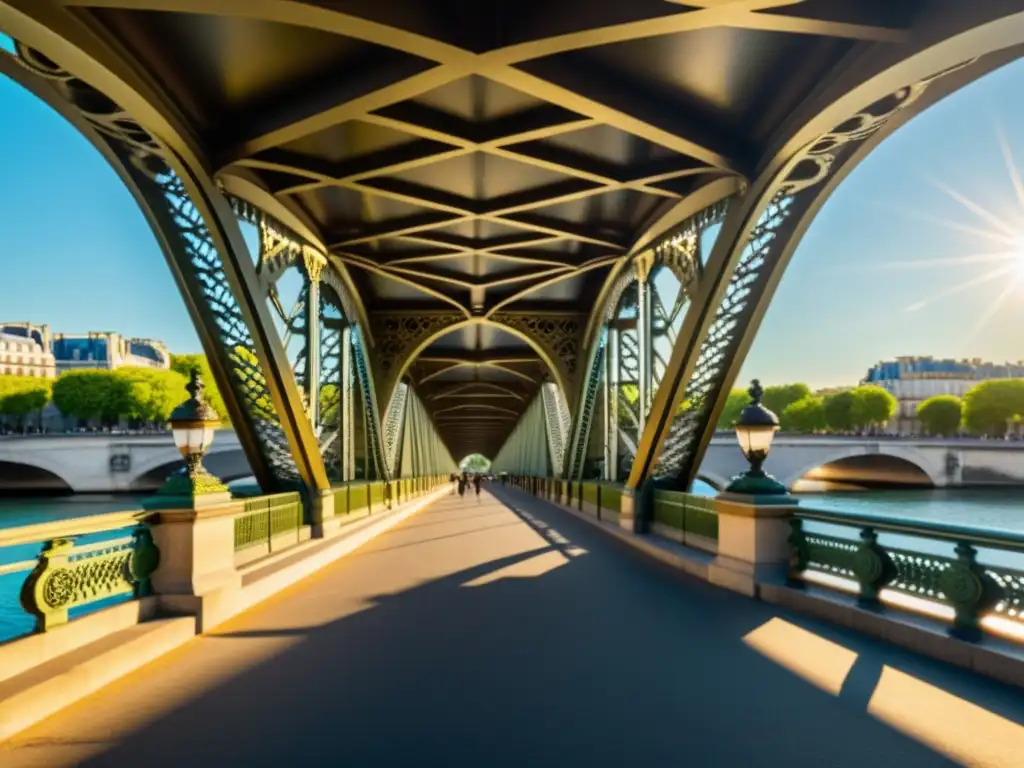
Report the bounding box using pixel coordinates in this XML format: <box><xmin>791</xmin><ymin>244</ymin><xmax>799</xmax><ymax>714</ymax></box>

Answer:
<box><xmin>370</xmin><ymin>312</ymin><xmax>465</xmax><ymax>404</ymax></box>
<box><xmin>489</xmin><ymin>312</ymin><xmax>584</xmax><ymax>397</ymax></box>
<box><xmin>20</xmin><ymin>528</ymin><xmax>159</xmax><ymax>632</ymax></box>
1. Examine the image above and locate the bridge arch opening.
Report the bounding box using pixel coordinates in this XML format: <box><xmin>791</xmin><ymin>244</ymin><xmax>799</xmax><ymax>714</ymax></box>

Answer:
<box><xmin>0</xmin><ymin>461</ymin><xmax>72</xmax><ymax>495</ymax></box>
<box><xmin>792</xmin><ymin>454</ymin><xmax>935</xmax><ymax>491</ymax></box>
<box><xmin>403</xmin><ymin>322</ymin><xmax>565</xmax><ymax>463</ymax></box>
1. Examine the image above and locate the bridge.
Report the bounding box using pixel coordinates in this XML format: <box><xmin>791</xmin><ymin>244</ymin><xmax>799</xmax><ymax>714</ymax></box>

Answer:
<box><xmin>0</xmin><ymin>431</ymin><xmax>249</xmax><ymax>493</ymax></box>
<box><xmin>699</xmin><ymin>436</ymin><xmax>1024</xmax><ymax>491</ymax></box>
<box><xmin>2</xmin><ymin>1</ymin><xmax>1024</xmax><ymax>761</ymax></box>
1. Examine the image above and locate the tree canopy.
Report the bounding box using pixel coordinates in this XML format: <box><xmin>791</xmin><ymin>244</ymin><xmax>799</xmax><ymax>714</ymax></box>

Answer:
<box><xmin>716</xmin><ymin>389</ymin><xmax>750</xmax><ymax>429</ymax></box>
<box><xmin>781</xmin><ymin>396</ymin><xmax>826</xmax><ymax>433</ymax></box>
<box><xmin>169</xmin><ymin>353</ymin><xmax>230</xmax><ymax>424</ymax></box>
<box><xmin>762</xmin><ymin>383</ymin><xmax>811</xmax><ymax>419</ymax></box>
<box><xmin>961</xmin><ymin>379</ymin><xmax>1024</xmax><ymax>437</ymax></box>
<box><xmin>916</xmin><ymin>395</ymin><xmax>962</xmax><ymax>437</ymax></box>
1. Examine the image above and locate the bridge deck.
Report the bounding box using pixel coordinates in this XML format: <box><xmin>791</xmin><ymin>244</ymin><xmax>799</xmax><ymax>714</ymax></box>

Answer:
<box><xmin>3</xmin><ymin>489</ymin><xmax>1023</xmax><ymax>766</ymax></box>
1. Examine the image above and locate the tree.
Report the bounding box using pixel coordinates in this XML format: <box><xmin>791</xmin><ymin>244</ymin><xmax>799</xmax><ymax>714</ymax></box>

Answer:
<box><xmin>851</xmin><ymin>385</ymin><xmax>897</xmax><ymax>432</ymax></box>
<box><xmin>51</xmin><ymin>370</ymin><xmax>132</xmax><ymax>428</ymax></box>
<box><xmin>823</xmin><ymin>390</ymin><xmax>857</xmax><ymax>433</ymax></box>
<box><xmin>119</xmin><ymin>367</ymin><xmax>190</xmax><ymax>426</ymax></box>
<box><xmin>461</xmin><ymin>453</ymin><xmax>491</xmax><ymax>472</ymax></box>
<box><xmin>0</xmin><ymin>376</ymin><xmax>52</xmax><ymax>432</ymax></box>
<box><xmin>716</xmin><ymin>389</ymin><xmax>750</xmax><ymax>429</ymax></box>
<box><xmin>781</xmin><ymin>396</ymin><xmax>826</xmax><ymax>434</ymax></box>
<box><xmin>917</xmin><ymin>395</ymin><xmax>962</xmax><ymax>437</ymax></box>
<box><xmin>170</xmin><ymin>353</ymin><xmax>230</xmax><ymax>424</ymax></box>
<box><xmin>961</xmin><ymin>379</ymin><xmax>1024</xmax><ymax>437</ymax></box>
<box><xmin>762</xmin><ymin>383</ymin><xmax>811</xmax><ymax>420</ymax></box>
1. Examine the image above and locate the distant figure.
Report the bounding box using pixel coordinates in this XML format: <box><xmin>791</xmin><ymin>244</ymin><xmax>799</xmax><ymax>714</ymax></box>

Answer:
<box><xmin>449</xmin><ymin>472</ymin><xmax>457</xmax><ymax>495</ymax></box>
<box><xmin>473</xmin><ymin>474</ymin><xmax>483</xmax><ymax>500</ymax></box>
<box><xmin>458</xmin><ymin>475</ymin><xmax>467</xmax><ymax>497</ymax></box>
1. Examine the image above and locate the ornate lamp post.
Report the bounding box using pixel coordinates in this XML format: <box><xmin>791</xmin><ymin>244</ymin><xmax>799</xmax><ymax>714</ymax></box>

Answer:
<box><xmin>156</xmin><ymin>370</ymin><xmax>228</xmax><ymax>499</ymax></box>
<box><xmin>724</xmin><ymin>380</ymin><xmax>788</xmax><ymax>497</ymax></box>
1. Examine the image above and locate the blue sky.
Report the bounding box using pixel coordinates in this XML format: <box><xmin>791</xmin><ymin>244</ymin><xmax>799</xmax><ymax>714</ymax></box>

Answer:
<box><xmin>1</xmin><ymin>44</ymin><xmax>1023</xmax><ymax>388</ymax></box>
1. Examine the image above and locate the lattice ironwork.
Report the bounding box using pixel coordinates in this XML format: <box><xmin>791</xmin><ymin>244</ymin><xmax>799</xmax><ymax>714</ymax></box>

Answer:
<box><xmin>541</xmin><ymin>381</ymin><xmax>571</xmax><ymax>477</ymax></box>
<box><xmin>352</xmin><ymin>326</ymin><xmax>387</xmax><ymax>480</ymax></box>
<box><xmin>383</xmin><ymin>381</ymin><xmax>410</xmax><ymax>477</ymax></box>
<box><xmin>6</xmin><ymin>41</ymin><xmax>312</xmax><ymax>487</ymax></box>
<box><xmin>490</xmin><ymin>311</ymin><xmax>583</xmax><ymax>398</ymax></box>
<box><xmin>318</xmin><ymin>289</ymin><xmax>346</xmax><ymax>481</ymax></box>
<box><xmin>655</xmin><ymin>193</ymin><xmax>794</xmax><ymax>479</ymax></box>
<box><xmin>566</xmin><ymin>329</ymin><xmax>606</xmax><ymax>479</ymax></box>
<box><xmin>371</xmin><ymin>312</ymin><xmax>465</xmax><ymax>406</ymax></box>
<box><xmin>654</xmin><ymin>61</ymin><xmax>979</xmax><ymax>488</ymax></box>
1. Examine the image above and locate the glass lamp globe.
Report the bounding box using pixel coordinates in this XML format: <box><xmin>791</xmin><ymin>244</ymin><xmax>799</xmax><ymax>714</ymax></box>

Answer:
<box><xmin>724</xmin><ymin>379</ymin><xmax>788</xmax><ymax>497</ymax></box>
<box><xmin>168</xmin><ymin>371</ymin><xmax>220</xmax><ymax>470</ymax></box>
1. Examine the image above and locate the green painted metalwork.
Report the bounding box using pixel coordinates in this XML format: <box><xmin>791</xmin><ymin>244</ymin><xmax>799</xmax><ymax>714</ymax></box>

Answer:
<box><xmin>652</xmin><ymin>490</ymin><xmax>719</xmax><ymax>542</ymax></box>
<box><xmin>601</xmin><ymin>485</ymin><xmax>623</xmax><ymax>516</ymax></box>
<box><xmin>349</xmin><ymin>483</ymin><xmax>370</xmax><ymax>515</ymax></box>
<box><xmin>491</xmin><ymin>392</ymin><xmax>551</xmax><ymax>477</ymax></box>
<box><xmin>789</xmin><ymin>509</ymin><xmax>1024</xmax><ymax>640</ymax></box>
<box><xmin>370</xmin><ymin>481</ymin><xmax>387</xmax><ymax>512</ymax></box>
<box><xmin>399</xmin><ymin>387</ymin><xmax>457</xmax><ymax>478</ymax></box>
<box><xmin>20</xmin><ymin>527</ymin><xmax>159</xmax><ymax>632</ymax></box>
<box><xmin>234</xmin><ymin>492</ymin><xmax>303</xmax><ymax>552</ymax></box>
<box><xmin>581</xmin><ymin>482</ymin><xmax>600</xmax><ymax>509</ymax></box>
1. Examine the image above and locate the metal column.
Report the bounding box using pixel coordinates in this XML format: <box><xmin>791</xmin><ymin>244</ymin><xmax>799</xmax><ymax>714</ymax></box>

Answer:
<box><xmin>604</xmin><ymin>325</ymin><xmax>619</xmax><ymax>482</ymax></box>
<box><xmin>303</xmin><ymin>252</ymin><xmax>323</xmax><ymax>430</ymax></box>
<box><xmin>340</xmin><ymin>325</ymin><xmax>354</xmax><ymax>481</ymax></box>
<box><xmin>636</xmin><ymin>261</ymin><xmax>653</xmax><ymax>434</ymax></box>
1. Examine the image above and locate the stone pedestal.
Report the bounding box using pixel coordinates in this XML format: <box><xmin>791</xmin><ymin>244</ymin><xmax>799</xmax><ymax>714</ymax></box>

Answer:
<box><xmin>618</xmin><ymin>488</ymin><xmax>638</xmax><ymax>532</ymax></box>
<box><xmin>145</xmin><ymin>492</ymin><xmax>244</xmax><ymax>632</ymax></box>
<box><xmin>708</xmin><ymin>493</ymin><xmax>797</xmax><ymax>597</ymax></box>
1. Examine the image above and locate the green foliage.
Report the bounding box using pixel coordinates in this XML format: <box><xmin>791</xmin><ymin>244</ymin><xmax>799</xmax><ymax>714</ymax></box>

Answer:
<box><xmin>716</xmin><ymin>389</ymin><xmax>750</xmax><ymax>429</ymax></box>
<box><xmin>0</xmin><ymin>376</ymin><xmax>53</xmax><ymax>429</ymax></box>
<box><xmin>851</xmin><ymin>385</ymin><xmax>898</xmax><ymax>429</ymax></box>
<box><xmin>823</xmin><ymin>390</ymin><xmax>857</xmax><ymax>432</ymax></box>
<box><xmin>961</xmin><ymin>379</ymin><xmax>1024</xmax><ymax>437</ymax></box>
<box><xmin>319</xmin><ymin>384</ymin><xmax>340</xmax><ymax>426</ymax></box>
<box><xmin>170</xmin><ymin>352</ymin><xmax>230</xmax><ymax>424</ymax></box>
<box><xmin>460</xmin><ymin>453</ymin><xmax>491</xmax><ymax>472</ymax></box>
<box><xmin>118</xmin><ymin>367</ymin><xmax>190</xmax><ymax>425</ymax></box>
<box><xmin>780</xmin><ymin>396</ymin><xmax>826</xmax><ymax>433</ymax></box>
<box><xmin>916</xmin><ymin>395</ymin><xmax>962</xmax><ymax>437</ymax></box>
<box><xmin>761</xmin><ymin>383</ymin><xmax>811</xmax><ymax>419</ymax></box>
<box><xmin>52</xmin><ymin>370</ymin><xmax>131</xmax><ymax>426</ymax></box>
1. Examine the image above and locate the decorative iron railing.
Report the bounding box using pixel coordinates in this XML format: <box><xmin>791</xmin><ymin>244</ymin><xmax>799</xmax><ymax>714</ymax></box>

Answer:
<box><xmin>789</xmin><ymin>508</ymin><xmax>1024</xmax><ymax>642</ymax></box>
<box><xmin>0</xmin><ymin>511</ymin><xmax>158</xmax><ymax>639</ymax></box>
<box><xmin>233</xmin><ymin>492</ymin><xmax>304</xmax><ymax>553</ymax></box>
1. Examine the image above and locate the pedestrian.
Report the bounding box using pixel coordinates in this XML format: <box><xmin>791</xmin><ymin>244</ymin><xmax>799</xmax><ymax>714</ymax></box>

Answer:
<box><xmin>473</xmin><ymin>473</ymin><xmax>483</xmax><ymax>500</ymax></box>
<box><xmin>457</xmin><ymin>475</ymin><xmax>466</xmax><ymax>497</ymax></box>
<box><xmin>449</xmin><ymin>472</ymin><xmax>457</xmax><ymax>495</ymax></box>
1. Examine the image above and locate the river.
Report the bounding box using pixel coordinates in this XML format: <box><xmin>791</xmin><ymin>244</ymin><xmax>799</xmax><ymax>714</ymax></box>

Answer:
<box><xmin>1</xmin><ymin>485</ymin><xmax>1022</xmax><ymax>642</ymax></box>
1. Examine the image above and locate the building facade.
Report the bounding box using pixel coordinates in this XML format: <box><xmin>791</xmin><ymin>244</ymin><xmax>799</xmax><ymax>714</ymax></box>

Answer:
<box><xmin>51</xmin><ymin>332</ymin><xmax>170</xmax><ymax>373</ymax></box>
<box><xmin>863</xmin><ymin>356</ymin><xmax>1024</xmax><ymax>435</ymax></box>
<box><xmin>0</xmin><ymin>323</ymin><xmax>56</xmax><ymax>378</ymax></box>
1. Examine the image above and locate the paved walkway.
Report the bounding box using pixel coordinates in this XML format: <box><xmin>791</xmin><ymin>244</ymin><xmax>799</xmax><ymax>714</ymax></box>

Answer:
<box><xmin>3</xmin><ymin>487</ymin><xmax>1024</xmax><ymax>767</ymax></box>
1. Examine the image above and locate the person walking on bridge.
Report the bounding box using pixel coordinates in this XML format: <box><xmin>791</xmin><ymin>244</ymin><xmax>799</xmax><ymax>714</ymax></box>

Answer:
<box><xmin>472</xmin><ymin>473</ymin><xmax>483</xmax><ymax>501</ymax></box>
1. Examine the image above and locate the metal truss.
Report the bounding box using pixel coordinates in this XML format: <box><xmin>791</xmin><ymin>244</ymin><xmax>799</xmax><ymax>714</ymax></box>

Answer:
<box><xmin>2</xmin><ymin>41</ymin><xmax>330</xmax><ymax>492</ymax></box>
<box><xmin>633</xmin><ymin>59</ymin><xmax>995</xmax><ymax>490</ymax></box>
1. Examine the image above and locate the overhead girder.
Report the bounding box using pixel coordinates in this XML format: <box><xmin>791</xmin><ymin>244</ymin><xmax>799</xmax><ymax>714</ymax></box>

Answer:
<box><xmin>8</xmin><ymin>0</ymin><xmax>1024</xmax><ymax>482</ymax></box>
